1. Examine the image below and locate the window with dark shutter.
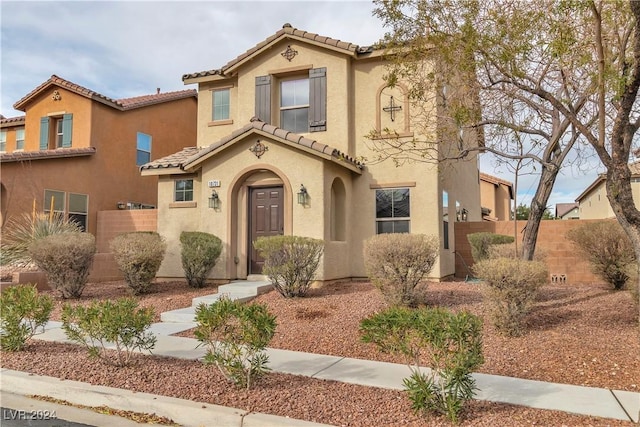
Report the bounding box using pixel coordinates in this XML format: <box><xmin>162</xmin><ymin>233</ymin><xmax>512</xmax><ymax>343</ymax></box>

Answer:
<box><xmin>255</xmin><ymin>75</ymin><xmax>271</xmax><ymax>123</ymax></box>
<box><xmin>309</xmin><ymin>67</ymin><xmax>327</xmax><ymax>132</ymax></box>
<box><xmin>39</xmin><ymin>117</ymin><xmax>49</xmax><ymax>150</ymax></box>
<box><xmin>61</xmin><ymin>114</ymin><xmax>73</xmax><ymax>148</ymax></box>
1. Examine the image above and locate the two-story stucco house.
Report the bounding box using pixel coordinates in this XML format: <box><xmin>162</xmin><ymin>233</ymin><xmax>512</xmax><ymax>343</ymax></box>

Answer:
<box><xmin>0</xmin><ymin>75</ymin><xmax>197</xmax><ymax>235</ymax></box>
<box><xmin>576</xmin><ymin>162</ymin><xmax>640</xmax><ymax>219</ymax></box>
<box><xmin>141</xmin><ymin>24</ymin><xmax>482</xmax><ymax>282</ymax></box>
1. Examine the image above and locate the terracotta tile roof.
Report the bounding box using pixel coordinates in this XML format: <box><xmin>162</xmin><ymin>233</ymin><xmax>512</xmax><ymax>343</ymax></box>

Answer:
<box><xmin>13</xmin><ymin>75</ymin><xmax>196</xmax><ymax>112</ymax></box>
<box><xmin>141</xmin><ymin>118</ymin><xmax>363</xmax><ymax>173</ymax></box>
<box><xmin>183</xmin><ymin>23</ymin><xmax>374</xmax><ymax>81</ymax></box>
<box><xmin>555</xmin><ymin>203</ymin><xmax>578</xmax><ymax>218</ymax></box>
<box><xmin>139</xmin><ymin>146</ymin><xmax>202</xmax><ymax>171</ymax></box>
<box><xmin>0</xmin><ymin>147</ymin><xmax>96</xmax><ymax>163</ymax></box>
<box><xmin>0</xmin><ymin>116</ymin><xmax>26</xmax><ymax>127</ymax></box>
<box><xmin>480</xmin><ymin>172</ymin><xmax>514</xmax><ymax>189</ymax></box>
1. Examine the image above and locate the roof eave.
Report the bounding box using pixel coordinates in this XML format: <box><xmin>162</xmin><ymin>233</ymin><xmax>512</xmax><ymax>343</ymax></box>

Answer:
<box><xmin>140</xmin><ymin>166</ymin><xmax>187</xmax><ymax>176</ymax></box>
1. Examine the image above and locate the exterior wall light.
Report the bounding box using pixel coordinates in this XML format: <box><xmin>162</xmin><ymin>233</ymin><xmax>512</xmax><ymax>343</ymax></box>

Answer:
<box><xmin>297</xmin><ymin>184</ymin><xmax>308</xmax><ymax>205</ymax></box>
<box><xmin>461</xmin><ymin>208</ymin><xmax>468</xmax><ymax>221</ymax></box>
<box><xmin>208</xmin><ymin>190</ymin><xmax>220</xmax><ymax>209</ymax></box>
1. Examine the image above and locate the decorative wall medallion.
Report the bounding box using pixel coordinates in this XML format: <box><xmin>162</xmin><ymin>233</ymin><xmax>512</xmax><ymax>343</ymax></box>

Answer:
<box><xmin>249</xmin><ymin>140</ymin><xmax>269</xmax><ymax>158</ymax></box>
<box><xmin>383</xmin><ymin>95</ymin><xmax>402</xmax><ymax>122</ymax></box>
<box><xmin>52</xmin><ymin>90</ymin><xmax>61</xmax><ymax>101</ymax></box>
<box><xmin>281</xmin><ymin>45</ymin><xmax>298</xmax><ymax>62</ymax></box>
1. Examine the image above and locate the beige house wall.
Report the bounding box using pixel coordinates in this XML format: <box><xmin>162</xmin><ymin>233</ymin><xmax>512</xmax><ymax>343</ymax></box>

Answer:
<box><xmin>151</xmin><ymin>27</ymin><xmax>481</xmax><ymax>282</ymax></box>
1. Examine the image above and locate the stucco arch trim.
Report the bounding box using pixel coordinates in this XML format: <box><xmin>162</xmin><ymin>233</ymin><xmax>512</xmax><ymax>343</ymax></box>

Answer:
<box><xmin>226</xmin><ymin>163</ymin><xmax>294</xmax><ymax>278</ymax></box>
<box><xmin>373</xmin><ymin>82</ymin><xmax>413</xmax><ymax>139</ymax></box>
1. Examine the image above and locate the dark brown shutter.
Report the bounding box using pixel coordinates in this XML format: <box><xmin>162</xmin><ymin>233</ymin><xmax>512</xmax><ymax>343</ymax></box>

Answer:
<box><xmin>309</xmin><ymin>67</ymin><xmax>326</xmax><ymax>132</ymax></box>
<box><xmin>255</xmin><ymin>75</ymin><xmax>271</xmax><ymax>123</ymax></box>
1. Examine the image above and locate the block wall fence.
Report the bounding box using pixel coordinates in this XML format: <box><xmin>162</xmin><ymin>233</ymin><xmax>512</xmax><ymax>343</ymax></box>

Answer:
<box><xmin>454</xmin><ymin>219</ymin><xmax>612</xmax><ymax>285</ymax></box>
<box><xmin>89</xmin><ymin>210</ymin><xmax>158</xmax><ymax>282</ymax></box>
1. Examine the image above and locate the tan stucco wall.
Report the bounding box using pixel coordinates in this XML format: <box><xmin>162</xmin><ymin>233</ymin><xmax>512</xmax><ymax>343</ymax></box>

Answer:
<box><xmin>578</xmin><ymin>183</ymin><xmax>614</xmax><ymax>219</ymax></box>
<box><xmin>480</xmin><ymin>180</ymin><xmax>512</xmax><ymax>221</ymax></box>
<box><xmin>156</xmin><ymin>36</ymin><xmax>481</xmax><ymax>282</ymax></box>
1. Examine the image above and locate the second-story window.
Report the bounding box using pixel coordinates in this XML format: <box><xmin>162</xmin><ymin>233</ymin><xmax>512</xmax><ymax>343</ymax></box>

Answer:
<box><xmin>136</xmin><ymin>132</ymin><xmax>152</xmax><ymax>166</ymax></box>
<box><xmin>40</xmin><ymin>114</ymin><xmax>72</xmax><ymax>149</ymax></box>
<box><xmin>280</xmin><ymin>78</ymin><xmax>309</xmax><ymax>133</ymax></box>
<box><xmin>15</xmin><ymin>128</ymin><xmax>25</xmax><ymax>150</ymax></box>
<box><xmin>0</xmin><ymin>130</ymin><xmax>6</xmax><ymax>152</ymax></box>
<box><xmin>212</xmin><ymin>88</ymin><xmax>230</xmax><ymax>121</ymax></box>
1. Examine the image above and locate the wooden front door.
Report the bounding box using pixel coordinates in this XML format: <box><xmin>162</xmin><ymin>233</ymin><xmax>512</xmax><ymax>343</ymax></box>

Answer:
<box><xmin>249</xmin><ymin>186</ymin><xmax>284</xmax><ymax>274</ymax></box>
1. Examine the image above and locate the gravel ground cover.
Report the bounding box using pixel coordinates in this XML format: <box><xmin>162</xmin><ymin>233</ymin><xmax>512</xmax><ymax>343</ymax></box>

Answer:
<box><xmin>1</xmin><ymin>279</ymin><xmax>638</xmax><ymax>426</ymax></box>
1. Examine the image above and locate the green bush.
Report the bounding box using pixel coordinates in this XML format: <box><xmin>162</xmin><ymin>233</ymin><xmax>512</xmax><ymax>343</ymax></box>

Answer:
<box><xmin>62</xmin><ymin>298</ymin><xmax>156</xmax><ymax>367</ymax></box>
<box><xmin>467</xmin><ymin>232</ymin><xmax>514</xmax><ymax>262</ymax></box>
<box><xmin>1</xmin><ymin>212</ymin><xmax>82</xmax><ymax>266</ymax></box>
<box><xmin>110</xmin><ymin>232</ymin><xmax>166</xmax><ymax>295</ymax></box>
<box><xmin>567</xmin><ymin>221</ymin><xmax>636</xmax><ymax>290</ymax></box>
<box><xmin>180</xmin><ymin>231</ymin><xmax>223</xmax><ymax>288</ymax></box>
<box><xmin>360</xmin><ymin>306</ymin><xmax>484</xmax><ymax>423</ymax></box>
<box><xmin>0</xmin><ymin>285</ymin><xmax>53</xmax><ymax>351</ymax></box>
<box><xmin>195</xmin><ymin>297</ymin><xmax>277</xmax><ymax>389</ymax></box>
<box><xmin>253</xmin><ymin>235</ymin><xmax>323</xmax><ymax>298</ymax></box>
<box><xmin>363</xmin><ymin>234</ymin><xmax>439</xmax><ymax>307</ymax></box>
<box><xmin>28</xmin><ymin>232</ymin><xmax>96</xmax><ymax>299</ymax></box>
<box><xmin>473</xmin><ymin>258</ymin><xmax>548</xmax><ymax>336</ymax></box>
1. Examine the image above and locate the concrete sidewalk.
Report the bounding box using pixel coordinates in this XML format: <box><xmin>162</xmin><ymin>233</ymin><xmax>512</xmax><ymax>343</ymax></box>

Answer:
<box><xmin>21</xmin><ymin>320</ymin><xmax>640</xmax><ymax>424</ymax></box>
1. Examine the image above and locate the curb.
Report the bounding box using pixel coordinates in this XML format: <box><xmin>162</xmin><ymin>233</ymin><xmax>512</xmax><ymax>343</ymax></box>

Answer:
<box><xmin>0</xmin><ymin>369</ymin><xmax>333</xmax><ymax>427</ymax></box>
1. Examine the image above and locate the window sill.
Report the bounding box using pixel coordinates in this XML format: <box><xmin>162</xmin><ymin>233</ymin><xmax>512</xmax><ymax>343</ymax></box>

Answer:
<box><xmin>208</xmin><ymin>119</ymin><xmax>233</xmax><ymax>127</ymax></box>
<box><xmin>369</xmin><ymin>131</ymin><xmax>414</xmax><ymax>140</ymax></box>
<box><xmin>169</xmin><ymin>201</ymin><xmax>197</xmax><ymax>208</ymax></box>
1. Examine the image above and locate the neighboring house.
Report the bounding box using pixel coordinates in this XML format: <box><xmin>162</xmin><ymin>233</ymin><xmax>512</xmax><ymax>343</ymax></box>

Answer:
<box><xmin>555</xmin><ymin>202</ymin><xmax>579</xmax><ymax>220</ymax></box>
<box><xmin>0</xmin><ymin>75</ymin><xmax>197</xmax><ymax>234</ymax></box>
<box><xmin>479</xmin><ymin>172</ymin><xmax>514</xmax><ymax>221</ymax></box>
<box><xmin>141</xmin><ymin>23</ymin><xmax>482</xmax><ymax>282</ymax></box>
<box><xmin>576</xmin><ymin>162</ymin><xmax>640</xmax><ymax>219</ymax></box>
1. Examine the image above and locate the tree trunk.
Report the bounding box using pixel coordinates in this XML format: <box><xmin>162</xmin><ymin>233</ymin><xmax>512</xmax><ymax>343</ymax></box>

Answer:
<box><xmin>521</xmin><ymin>164</ymin><xmax>560</xmax><ymax>261</ymax></box>
<box><xmin>605</xmin><ymin>164</ymin><xmax>640</xmax><ymax>325</ymax></box>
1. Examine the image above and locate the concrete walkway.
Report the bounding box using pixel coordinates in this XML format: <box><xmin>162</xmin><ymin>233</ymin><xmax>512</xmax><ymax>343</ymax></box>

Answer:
<box><xmin>2</xmin><ymin>280</ymin><xmax>638</xmax><ymax>426</ymax></box>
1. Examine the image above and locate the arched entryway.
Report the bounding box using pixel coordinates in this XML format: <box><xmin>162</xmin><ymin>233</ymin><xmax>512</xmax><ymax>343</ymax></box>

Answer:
<box><xmin>227</xmin><ymin>165</ymin><xmax>293</xmax><ymax>278</ymax></box>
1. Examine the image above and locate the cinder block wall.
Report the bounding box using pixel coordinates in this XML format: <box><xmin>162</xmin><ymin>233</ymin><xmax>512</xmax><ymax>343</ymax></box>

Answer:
<box><xmin>89</xmin><ymin>210</ymin><xmax>158</xmax><ymax>282</ymax></box>
<box><xmin>454</xmin><ymin>219</ymin><xmax>613</xmax><ymax>285</ymax></box>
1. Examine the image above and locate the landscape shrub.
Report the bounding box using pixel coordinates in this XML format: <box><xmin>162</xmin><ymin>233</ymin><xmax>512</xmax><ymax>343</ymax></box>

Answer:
<box><xmin>473</xmin><ymin>257</ymin><xmax>548</xmax><ymax>336</ymax></box>
<box><xmin>360</xmin><ymin>306</ymin><xmax>484</xmax><ymax>423</ymax></box>
<box><xmin>253</xmin><ymin>235</ymin><xmax>323</xmax><ymax>298</ymax></box>
<box><xmin>467</xmin><ymin>232</ymin><xmax>514</xmax><ymax>262</ymax></box>
<box><xmin>110</xmin><ymin>232</ymin><xmax>166</xmax><ymax>295</ymax></box>
<box><xmin>28</xmin><ymin>232</ymin><xmax>96</xmax><ymax>299</ymax></box>
<box><xmin>487</xmin><ymin>242</ymin><xmax>547</xmax><ymax>261</ymax></box>
<box><xmin>1</xmin><ymin>212</ymin><xmax>82</xmax><ymax>266</ymax></box>
<box><xmin>566</xmin><ymin>221</ymin><xmax>636</xmax><ymax>290</ymax></box>
<box><xmin>62</xmin><ymin>298</ymin><xmax>156</xmax><ymax>367</ymax></box>
<box><xmin>180</xmin><ymin>231</ymin><xmax>223</xmax><ymax>288</ymax></box>
<box><xmin>363</xmin><ymin>234</ymin><xmax>439</xmax><ymax>307</ymax></box>
<box><xmin>0</xmin><ymin>284</ymin><xmax>53</xmax><ymax>351</ymax></box>
<box><xmin>195</xmin><ymin>297</ymin><xmax>277</xmax><ymax>389</ymax></box>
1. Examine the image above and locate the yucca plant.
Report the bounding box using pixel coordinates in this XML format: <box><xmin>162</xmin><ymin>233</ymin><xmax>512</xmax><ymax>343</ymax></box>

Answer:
<box><xmin>1</xmin><ymin>212</ymin><xmax>82</xmax><ymax>267</ymax></box>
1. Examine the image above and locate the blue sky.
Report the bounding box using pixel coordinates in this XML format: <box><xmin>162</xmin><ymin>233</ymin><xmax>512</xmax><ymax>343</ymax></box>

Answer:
<box><xmin>0</xmin><ymin>0</ymin><xmax>605</xmax><ymax>210</ymax></box>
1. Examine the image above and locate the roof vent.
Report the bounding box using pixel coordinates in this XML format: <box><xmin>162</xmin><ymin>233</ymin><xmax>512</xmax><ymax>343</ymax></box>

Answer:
<box><xmin>156</xmin><ymin>88</ymin><xmax>160</xmax><ymax>94</ymax></box>
<box><xmin>282</xmin><ymin>23</ymin><xmax>292</xmax><ymax>28</ymax></box>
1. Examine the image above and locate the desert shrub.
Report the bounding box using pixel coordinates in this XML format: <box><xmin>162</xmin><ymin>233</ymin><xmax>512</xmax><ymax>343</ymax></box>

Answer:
<box><xmin>567</xmin><ymin>221</ymin><xmax>636</xmax><ymax>290</ymax></box>
<box><xmin>253</xmin><ymin>235</ymin><xmax>323</xmax><ymax>298</ymax></box>
<box><xmin>474</xmin><ymin>258</ymin><xmax>548</xmax><ymax>336</ymax></box>
<box><xmin>110</xmin><ymin>232</ymin><xmax>166</xmax><ymax>295</ymax></box>
<box><xmin>1</xmin><ymin>212</ymin><xmax>82</xmax><ymax>266</ymax></box>
<box><xmin>62</xmin><ymin>298</ymin><xmax>156</xmax><ymax>367</ymax></box>
<box><xmin>467</xmin><ymin>232</ymin><xmax>514</xmax><ymax>262</ymax></box>
<box><xmin>487</xmin><ymin>242</ymin><xmax>547</xmax><ymax>261</ymax></box>
<box><xmin>180</xmin><ymin>231</ymin><xmax>222</xmax><ymax>288</ymax></box>
<box><xmin>195</xmin><ymin>297</ymin><xmax>277</xmax><ymax>389</ymax></box>
<box><xmin>360</xmin><ymin>306</ymin><xmax>483</xmax><ymax>423</ymax></box>
<box><xmin>0</xmin><ymin>285</ymin><xmax>53</xmax><ymax>351</ymax></box>
<box><xmin>363</xmin><ymin>234</ymin><xmax>439</xmax><ymax>307</ymax></box>
<box><xmin>28</xmin><ymin>232</ymin><xmax>96</xmax><ymax>299</ymax></box>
